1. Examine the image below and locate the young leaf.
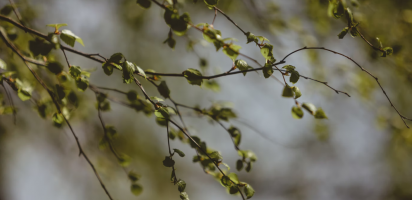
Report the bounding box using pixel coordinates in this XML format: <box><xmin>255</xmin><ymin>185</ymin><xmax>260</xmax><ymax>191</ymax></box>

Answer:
<box><xmin>236</xmin><ymin>159</ymin><xmax>243</xmax><ymax>171</ymax></box>
<box><xmin>155</xmin><ymin>107</ymin><xmax>171</xmax><ymax>119</ymax></box>
<box><xmin>17</xmin><ymin>89</ymin><xmax>31</xmax><ymax>101</ymax></box>
<box><xmin>128</xmin><ymin>171</ymin><xmax>140</xmax><ymax>182</ymax></box>
<box><xmin>244</xmin><ymin>184</ymin><xmax>255</xmax><ymax>199</ymax></box>
<box><xmin>263</xmin><ymin>63</ymin><xmax>273</xmax><ymax>78</ymax></box>
<box><xmin>46</xmin><ymin>23</ymin><xmax>68</xmax><ymax>29</ymax></box>
<box><xmin>221</xmin><ymin>176</ymin><xmax>232</xmax><ymax>187</ymax></box>
<box><xmin>204</xmin><ymin>0</ymin><xmax>219</xmax><ymax>7</ymax></box>
<box><xmin>60</xmin><ymin>29</ymin><xmax>84</xmax><ymax>47</ymax></box>
<box><xmin>291</xmin><ymin>106</ymin><xmax>304</xmax><ymax>119</ymax></box>
<box><xmin>245</xmin><ymin>162</ymin><xmax>252</xmax><ymax>172</ymax></box>
<box><xmin>338</xmin><ymin>27</ymin><xmax>349</xmax><ymax>39</ymax></box>
<box><xmin>118</xmin><ymin>154</ymin><xmax>131</xmax><ymax>167</ymax></box>
<box><xmin>0</xmin><ymin>58</ymin><xmax>6</xmax><ymax>69</ymax></box>
<box><xmin>130</xmin><ymin>183</ymin><xmax>143</xmax><ymax>196</ymax></box>
<box><xmin>183</xmin><ymin>68</ymin><xmax>203</xmax><ymax>86</ymax></box>
<box><xmin>158</xmin><ymin>81</ymin><xmax>170</xmax><ymax>98</ymax></box>
<box><xmin>314</xmin><ymin>108</ymin><xmax>328</xmax><ymax>119</ymax></box>
<box><xmin>126</xmin><ymin>91</ymin><xmax>138</xmax><ymax>102</ymax></box>
<box><xmin>177</xmin><ymin>180</ymin><xmax>187</xmax><ymax>192</ymax></box>
<box><xmin>163</xmin><ymin>156</ymin><xmax>175</xmax><ymax>167</ymax></box>
<box><xmin>173</xmin><ymin>148</ymin><xmax>185</xmax><ymax>157</ymax></box>
<box><xmin>282</xmin><ymin>85</ymin><xmax>294</xmax><ymax>98</ymax></box>
<box><xmin>46</xmin><ymin>62</ymin><xmax>63</xmax><ymax>74</ymax></box>
<box><xmin>223</xmin><ymin>44</ymin><xmax>241</xmax><ymax>60</ymax></box>
<box><xmin>75</xmin><ymin>77</ymin><xmax>89</xmax><ymax>91</ymax></box>
<box><xmin>136</xmin><ymin>0</ymin><xmax>151</xmax><ymax>8</ymax></box>
<box><xmin>292</xmin><ymin>86</ymin><xmax>302</xmax><ymax>99</ymax></box>
<box><xmin>282</xmin><ymin>65</ymin><xmax>295</xmax><ymax>72</ymax></box>
<box><xmin>290</xmin><ymin>70</ymin><xmax>300</xmax><ymax>84</ymax></box>
<box><xmin>245</xmin><ymin>32</ymin><xmax>257</xmax><ymax>44</ymax></box>
<box><xmin>0</xmin><ymin>5</ymin><xmax>13</xmax><ymax>16</ymax></box>
<box><xmin>302</xmin><ymin>103</ymin><xmax>316</xmax><ymax>115</ymax></box>
<box><xmin>179</xmin><ymin>192</ymin><xmax>189</xmax><ymax>200</ymax></box>
<box><xmin>122</xmin><ymin>61</ymin><xmax>135</xmax><ymax>84</ymax></box>
<box><xmin>69</xmin><ymin>66</ymin><xmax>82</xmax><ymax>78</ymax></box>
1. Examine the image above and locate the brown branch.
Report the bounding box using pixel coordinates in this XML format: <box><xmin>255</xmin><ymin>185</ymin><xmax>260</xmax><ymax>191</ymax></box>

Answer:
<box><xmin>279</xmin><ymin>46</ymin><xmax>411</xmax><ymax>127</ymax></box>
<box><xmin>0</xmin><ymin>29</ymin><xmax>115</xmax><ymax>199</ymax></box>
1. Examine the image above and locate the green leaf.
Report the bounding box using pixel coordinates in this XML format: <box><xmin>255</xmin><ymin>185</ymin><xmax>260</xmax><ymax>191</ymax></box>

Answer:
<box><xmin>108</xmin><ymin>53</ymin><xmax>124</xmax><ymax>64</ymax></box>
<box><xmin>245</xmin><ymin>32</ymin><xmax>257</xmax><ymax>44</ymax></box>
<box><xmin>263</xmin><ymin>63</ymin><xmax>273</xmax><ymax>78</ymax></box>
<box><xmin>17</xmin><ymin>89</ymin><xmax>31</xmax><ymax>101</ymax></box>
<box><xmin>227</xmin><ymin>173</ymin><xmax>239</xmax><ymax>184</ymax></box>
<box><xmin>155</xmin><ymin>107</ymin><xmax>171</xmax><ymax>119</ymax></box>
<box><xmin>199</xmin><ymin>58</ymin><xmax>208</xmax><ymax>68</ymax></box>
<box><xmin>29</xmin><ymin>38</ymin><xmax>53</xmax><ymax>56</ymax></box>
<box><xmin>234</xmin><ymin>59</ymin><xmax>249</xmax><ymax>76</ymax></box>
<box><xmin>245</xmin><ymin>162</ymin><xmax>252</xmax><ymax>172</ymax></box>
<box><xmin>102</xmin><ymin>63</ymin><xmax>113</xmax><ymax>76</ymax></box>
<box><xmin>209</xmin><ymin>151</ymin><xmax>223</xmax><ymax>162</ymax></box>
<box><xmin>99</xmin><ymin>101</ymin><xmax>111</xmax><ymax>111</ymax></box>
<box><xmin>163</xmin><ymin>156</ymin><xmax>175</xmax><ymax>167</ymax></box>
<box><xmin>158</xmin><ymin>81</ymin><xmax>170</xmax><ymax>98</ymax></box>
<box><xmin>130</xmin><ymin>183</ymin><xmax>143</xmax><ymax>196</ymax></box>
<box><xmin>223</xmin><ymin>44</ymin><xmax>241</xmax><ymax>60</ymax></box>
<box><xmin>350</xmin><ymin>27</ymin><xmax>359</xmax><ymax>38</ymax></box>
<box><xmin>204</xmin><ymin>0</ymin><xmax>219</xmax><ymax>7</ymax></box>
<box><xmin>0</xmin><ymin>5</ymin><xmax>13</xmax><ymax>16</ymax></box>
<box><xmin>136</xmin><ymin>0</ymin><xmax>151</xmax><ymax>8</ymax></box>
<box><xmin>338</xmin><ymin>27</ymin><xmax>349</xmax><ymax>39</ymax></box>
<box><xmin>383</xmin><ymin>47</ymin><xmax>393</xmax><ymax>57</ymax></box>
<box><xmin>164</xmin><ymin>37</ymin><xmax>176</xmax><ymax>49</ymax></box>
<box><xmin>128</xmin><ymin>171</ymin><xmax>140</xmax><ymax>182</ymax></box>
<box><xmin>75</xmin><ymin>77</ymin><xmax>89</xmax><ymax>91</ymax></box>
<box><xmin>55</xmin><ymin>84</ymin><xmax>66</xmax><ymax>100</ymax></box>
<box><xmin>256</xmin><ymin>36</ymin><xmax>270</xmax><ymax>43</ymax></box>
<box><xmin>118</xmin><ymin>154</ymin><xmax>131</xmax><ymax>167</ymax></box>
<box><xmin>345</xmin><ymin>8</ymin><xmax>354</xmax><ymax>24</ymax></box>
<box><xmin>236</xmin><ymin>159</ymin><xmax>243</xmax><ymax>171</ymax></box>
<box><xmin>238</xmin><ymin>150</ymin><xmax>257</xmax><ymax>161</ymax></box>
<box><xmin>282</xmin><ymin>85</ymin><xmax>294</xmax><ymax>98</ymax></box>
<box><xmin>260</xmin><ymin>43</ymin><xmax>274</xmax><ymax>60</ymax></box>
<box><xmin>127</xmin><ymin>90</ymin><xmax>139</xmax><ymax>102</ymax></box>
<box><xmin>228</xmin><ymin>126</ymin><xmax>241</xmax><ymax>146</ymax></box>
<box><xmin>177</xmin><ymin>180</ymin><xmax>186</xmax><ymax>192</ymax></box>
<box><xmin>221</xmin><ymin>176</ymin><xmax>232</xmax><ymax>187</ymax></box>
<box><xmin>204</xmin><ymin>80</ymin><xmax>220</xmax><ymax>92</ymax></box>
<box><xmin>105</xmin><ymin>125</ymin><xmax>118</xmax><ymax>139</ymax></box>
<box><xmin>0</xmin><ymin>59</ymin><xmax>6</xmax><ymax>69</ymax></box>
<box><xmin>69</xmin><ymin>66</ymin><xmax>82</xmax><ymax>78</ymax></box>
<box><xmin>46</xmin><ymin>62</ymin><xmax>63</xmax><ymax>74</ymax></box>
<box><xmin>179</xmin><ymin>191</ymin><xmax>189</xmax><ymax>200</ymax></box>
<box><xmin>46</xmin><ymin>23</ymin><xmax>68</xmax><ymax>29</ymax></box>
<box><xmin>52</xmin><ymin>113</ymin><xmax>64</xmax><ymax>127</ymax></box>
<box><xmin>290</xmin><ymin>70</ymin><xmax>300</xmax><ymax>84</ymax></box>
<box><xmin>291</xmin><ymin>106</ymin><xmax>304</xmax><ymax>119</ymax></box>
<box><xmin>173</xmin><ymin>149</ymin><xmax>185</xmax><ymax>157</ymax></box>
<box><xmin>314</xmin><ymin>108</ymin><xmax>328</xmax><ymax>119</ymax></box>
<box><xmin>135</xmin><ymin>65</ymin><xmax>146</xmax><ymax>79</ymax></box>
<box><xmin>244</xmin><ymin>184</ymin><xmax>255</xmax><ymax>199</ymax></box>
<box><xmin>292</xmin><ymin>86</ymin><xmax>302</xmax><ymax>99</ymax></box>
<box><xmin>229</xmin><ymin>185</ymin><xmax>239</xmax><ymax>194</ymax></box>
<box><xmin>60</xmin><ymin>29</ymin><xmax>84</xmax><ymax>47</ymax></box>
<box><xmin>183</xmin><ymin>68</ymin><xmax>203</xmax><ymax>86</ymax></box>
<box><xmin>282</xmin><ymin>65</ymin><xmax>295</xmax><ymax>72</ymax></box>
<box><xmin>150</xmin><ymin>96</ymin><xmax>164</xmax><ymax>102</ymax></box>
<box><xmin>302</xmin><ymin>103</ymin><xmax>316</xmax><ymax>115</ymax></box>
<box><xmin>122</xmin><ymin>61</ymin><xmax>135</xmax><ymax>84</ymax></box>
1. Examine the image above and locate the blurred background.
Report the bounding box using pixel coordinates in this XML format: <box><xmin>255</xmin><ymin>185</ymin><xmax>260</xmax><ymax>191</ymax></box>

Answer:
<box><xmin>1</xmin><ymin>0</ymin><xmax>412</xmax><ymax>200</ymax></box>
